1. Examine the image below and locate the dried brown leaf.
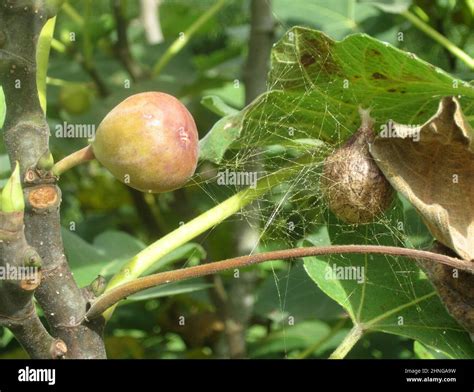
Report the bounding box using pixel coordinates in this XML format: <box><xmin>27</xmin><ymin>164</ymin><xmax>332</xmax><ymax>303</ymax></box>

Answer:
<box><xmin>370</xmin><ymin>97</ymin><xmax>474</xmax><ymax>261</ymax></box>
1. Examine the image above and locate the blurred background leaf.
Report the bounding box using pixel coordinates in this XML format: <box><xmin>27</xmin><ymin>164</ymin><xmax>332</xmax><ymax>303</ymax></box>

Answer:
<box><xmin>0</xmin><ymin>0</ymin><xmax>472</xmax><ymax>359</ymax></box>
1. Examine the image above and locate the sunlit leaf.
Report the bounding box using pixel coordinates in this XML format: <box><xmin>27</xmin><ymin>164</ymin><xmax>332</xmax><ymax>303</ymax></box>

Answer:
<box><xmin>303</xmin><ymin>214</ymin><xmax>474</xmax><ymax>358</ymax></box>
<box><xmin>201</xmin><ymin>27</ymin><xmax>474</xmax><ymax>163</ymax></box>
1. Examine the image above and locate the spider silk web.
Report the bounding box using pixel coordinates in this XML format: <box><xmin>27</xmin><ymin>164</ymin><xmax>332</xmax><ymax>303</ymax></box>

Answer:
<box><xmin>169</xmin><ymin>0</ymin><xmax>468</xmax><ymax>359</ymax></box>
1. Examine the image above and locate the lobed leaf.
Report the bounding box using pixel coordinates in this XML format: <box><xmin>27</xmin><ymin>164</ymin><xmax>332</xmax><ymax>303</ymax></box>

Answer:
<box><xmin>200</xmin><ymin>27</ymin><xmax>474</xmax><ymax>163</ymax></box>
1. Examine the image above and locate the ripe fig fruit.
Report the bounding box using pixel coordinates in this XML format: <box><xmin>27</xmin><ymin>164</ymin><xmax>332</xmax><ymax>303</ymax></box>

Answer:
<box><xmin>320</xmin><ymin>108</ymin><xmax>394</xmax><ymax>224</ymax></box>
<box><xmin>92</xmin><ymin>92</ymin><xmax>199</xmax><ymax>193</ymax></box>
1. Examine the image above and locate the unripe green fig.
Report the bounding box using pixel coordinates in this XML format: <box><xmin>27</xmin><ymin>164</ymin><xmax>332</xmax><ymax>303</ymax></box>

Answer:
<box><xmin>320</xmin><ymin>108</ymin><xmax>394</xmax><ymax>224</ymax></box>
<box><xmin>92</xmin><ymin>92</ymin><xmax>199</xmax><ymax>193</ymax></box>
<box><xmin>59</xmin><ymin>84</ymin><xmax>92</xmax><ymax>115</ymax></box>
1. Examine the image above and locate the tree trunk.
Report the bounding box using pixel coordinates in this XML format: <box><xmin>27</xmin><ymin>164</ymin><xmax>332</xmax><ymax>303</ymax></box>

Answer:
<box><xmin>0</xmin><ymin>0</ymin><xmax>106</xmax><ymax>359</ymax></box>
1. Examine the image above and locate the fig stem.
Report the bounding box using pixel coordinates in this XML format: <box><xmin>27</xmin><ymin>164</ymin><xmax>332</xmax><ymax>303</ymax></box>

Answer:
<box><xmin>51</xmin><ymin>145</ymin><xmax>95</xmax><ymax>176</ymax></box>
<box><xmin>101</xmin><ymin>153</ymin><xmax>318</xmax><ymax>320</ymax></box>
<box><xmin>329</xmin><ymin>325</ymin><xmax>364</xmax><ymax>360</ymax></box>
<box><xmin>85</xmin><ymin>244</ymin><xmax>472</xmax><ymax>320</ymax></box>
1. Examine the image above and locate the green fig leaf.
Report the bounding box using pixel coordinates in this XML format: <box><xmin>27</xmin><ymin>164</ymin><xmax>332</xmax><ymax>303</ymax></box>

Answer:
<box><xmin>200</xmin><ymin>27</ymin><xmax>474</xmax><ymax>163</ymax></box>
<box><xmin>201</xmin><ymin>95</ymin><xmax>239</xmax><ymax>117</ymax></box>
<box><xmin>249</xmin><ymin>320</ymin><xmax>336</xmax><ymax>358</ymax></box>
<box><xmin>303</xmin><ymin>215</ymin><xmax>474</xmax><ymax>359</ymax></box>
<box><xmin>199</xmin><ymin>111</ymin><xmax>245</xmax><ymax>163</ymax></box>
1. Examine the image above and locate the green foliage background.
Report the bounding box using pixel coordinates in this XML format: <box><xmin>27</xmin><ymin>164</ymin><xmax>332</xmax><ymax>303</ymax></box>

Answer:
<box><xmin>0</xmin><ymin>0</ymin><xmax>473</xmax><ymax>359</ymax></box>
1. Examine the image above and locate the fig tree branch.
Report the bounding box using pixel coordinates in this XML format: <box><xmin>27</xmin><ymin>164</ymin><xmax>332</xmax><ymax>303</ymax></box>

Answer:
<box><xmin>86</xmin><ymin>244</ymin><xmax>472</xmax><ymax>320</ymax></box>
<box><xmin>0</xmin><ymin>0</ymin><xmax>106</xmax><ymax>358</ymax></box>
<box><xmin>111</xmin><ymin>0</ymin><xmax>149</xmax><ymax>81</ymax></box>
<box><xmin>0</xmin><ymin>208</ymin><xmax>65</xmax><ymax>359</ymax></box>
<box><xmin>3</xmin><ymin>309</ymin><xmax>68</xmax><ymax>359</ymax></box>
<box><xmin>101</xmin><ymin>153</ymin><xmax>318</xmax><ymax>320</ymax></box>
<box><xmin>218</xmin><ymin>0</ymin><xmax>276</xmax><ymax>358</ymax></box>
<box><xmin>243</xmin><ymin>0</ymin><xmax>274</xmax><ymax>105</ymax></box>
<box><xmin>329</xmin><ymin>324</ymin><xmax>363</xmax><ymax>359</ymax></box>
<box><xmin>0</xmin><ymin>168</ymin><xmax>66</xmax><ymax>359</ymax></box>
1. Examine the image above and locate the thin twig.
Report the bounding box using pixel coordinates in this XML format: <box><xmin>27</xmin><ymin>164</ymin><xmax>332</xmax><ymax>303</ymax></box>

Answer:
<box><xmin>221</xmin><ymin>0</ymin><xmax>276</xmax><ymax>358</ymax></box>
<box><xmin>329</xmin><ymin>324</ymin><xmax>364</xmax><ymax>359</ymax></box>
<box><xmin>152</xmin><ymin>0</ymin><xmax>226</xmax><ymax>76</ymax></box>
<box><xmin>52</xmin><ymin>145</ymin><xmax>95</xmax><ymax>176</ymax></box>
<box><xmin>102</xmin><ymin>153</ymin><xmax>316</xmax><ymax>320</ymax></box>
<box><xmin>111</xmin><ymin>0</ymin><xmax>149</xmax><ymax>81</ymax></box>
<box><xmin>85</xmin><ymin>244</ymin><xmax>472</xmax><ymax>320</ymax></box>
<box><xmin>401</xmin><ymin>10</ymin><xmax>474</xmax><ymax>69</ymax></box>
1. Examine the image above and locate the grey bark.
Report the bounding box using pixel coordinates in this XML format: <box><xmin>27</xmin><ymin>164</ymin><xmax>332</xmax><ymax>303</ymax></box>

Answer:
<box><xmin>0</xmin><ymin>0</ymin><xmax>106</xmax><ymax>358</ymax></box>
<box><xmin>212</xmin><ymin>0</ymin><xmax>274</xmax><ymax>358</ymax></box>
